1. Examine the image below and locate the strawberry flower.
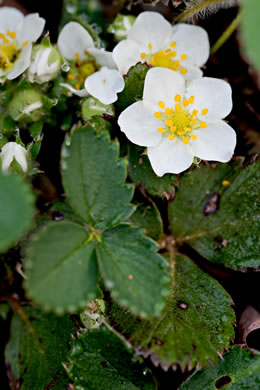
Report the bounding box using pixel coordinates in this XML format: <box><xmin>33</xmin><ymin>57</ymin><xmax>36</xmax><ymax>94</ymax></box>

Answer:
<box><xmin>118</xmin><ymin>68</ymin><xmax>236</xmax><ymax>176</ymax></box>
<box><xmin>57</xmin><ymin>22</ymin><xmax>124</xmax><ymax>104</ymax></box>
<box><xmin>113</xmin><ymin>11</ymin><xmax>210</xmax><ymax>80</ymax></box>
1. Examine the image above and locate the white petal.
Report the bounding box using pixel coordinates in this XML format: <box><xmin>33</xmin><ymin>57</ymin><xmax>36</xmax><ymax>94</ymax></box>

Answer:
<box><xmin>143</xmin><ymin>67</ymin><xmax>185</xmax><ymax>108</ymax></box>
<box><xmin>0</xmin><ymin>142</ymin><xmax>27</xmax><ymax>173</ymax></box>
<box><xmin>118</xmin><ymin>101</ymin><xmax>162</xmax><ymax>147</ymax></box>
<box><xmin>57</xmin><ymin>22</ymin><xmax>94</xmax><ymax>60</ymax></box>
<box><xmin>7</xmin><ymin>44</ymin><xmax>32</xmax><ymax>80</ymax></box>
<box><xmin>85</xmin><ymin>67</ymin><xmax>124</xmax><ymax>104</ymax></box>
<box><xmin>0</xmin><ymin>7</ymin><xmax>24</xmax><ymax>34</ymax></box>
<box><xmin>187</xmin><ymin>77</ymin><xmax>233</xmax><ymax>120</ymax></box>
<box><xmin>18</xmin><ymin>13</ymin><xmax>45</xmax><ymax>44</ymax></box>
<box><xmin>113</xmin><ymin>39</ymin><xmax>143</xmax><ymax>74</ymax></box>
<box><xmin>190</xmin><ymin>120</ymin><xmax>236</xmax><ymax>162</ymax></box>
<box><xmin>148</xmin><ymin>137</ymin><xmax>194</xmax><ymax>176</ymax></box>
<box><xmin>60</xmin><ymin>83</ymin><xmax>89</xmax><ymax>97</ymax></box>
<box><xmin>183</xmin><ymin>66</ymin><xmax>203</xmax><ymax>81</ymax></box>
<box><xmin>87</xmin><ymin>48</ymin><xmax>117</xmax><ymax>69</ymax></box>
<box><xmin>128</xmin><ymin>11</ymin><xmax>172</xmax><ymax>52</ymax></box>
<box><xmin>170</xmin><ymin>24</ymin><xmax>210</xmax><ymax>67</ymax></box>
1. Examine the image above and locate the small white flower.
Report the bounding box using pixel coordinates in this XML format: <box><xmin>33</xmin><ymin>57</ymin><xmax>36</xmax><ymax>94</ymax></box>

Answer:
<box><xmin>0</xmin><ymin>7</ymin><xmax>45</xmax><ymax>83</ymax></box>
<box><xmin>28</xmin><ymin>46</ymin><xmax>61</xmax><ymax>84</ymax></box>
<box><xmin>118</xmin><ymin>67</ymin><xmax>236</xmax><ymax>176</ymax></box>
<box><xmin>57</xmin><ymin>22</ymin><xmax>124</xmax><ymax>104</ymax></box>
<box><xmin>113</xmin><ymin>11</ymin><xmax>210</xmax><ymax>80</ymax></box>
<box><xmin>0</xmin><ymin>142</ymin><xmax>28</xmax><ymax>173</ymax></box>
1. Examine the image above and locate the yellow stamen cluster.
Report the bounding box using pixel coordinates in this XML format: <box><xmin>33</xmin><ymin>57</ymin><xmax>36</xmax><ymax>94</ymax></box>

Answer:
<box><xmin>66</xmin><ymin>52</ymin><xmax>99</xmax><ymax>90</ymax></box>
<box><xmin>140</xmin><ymin>42</ymin><xmax>188</xmax><ymax>75</ymax></box>
<box><xmin>154</xmin><ymin>95</ymin><xmax>208</xmax><ymax>144</ymax></box>
<box><xmin>0</xmin><ymin>30</ymin><xmax>28</xmax><ymax>70</ymax></box>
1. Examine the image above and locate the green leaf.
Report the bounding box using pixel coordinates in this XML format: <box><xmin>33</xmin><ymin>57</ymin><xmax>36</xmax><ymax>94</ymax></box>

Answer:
<box><xmin>96</xmin><ymin>224</ymin><xmax>169</xmax><ymax>317</ymax></box>
<box><xmin>5</xmin><ymin>306</ymin><xmax>75</xmax><ymax>390</ymax></box>
<box><xmin>25</xmin><ymin>221</ymin><xmax>98</xmax><ymax>313</ymax></box>
<box><xmin>115</xmin><ymin>63</ymin><xmax>150</xmax><ymax>112</ymax></box>
<box><xmin>168</xmin><ymin>163</ymin><xmax>260</xmax><ymax>270</ymax></box>
<box><xmin>128</xmin><ymin>144</ymin><xmax>176</xmax><ymax>197</ymax></box>
<box><xmin>61</xmin><ymin>125</ymin><xmax>134</xmax><ymax>229</ymax></box>
<box><xmin>180</xmin><ymin>346</ymin><xmax>260</xmax><ymax>389</ymax></box>
<box><xmin>242</xmin><ymin>0</ymin><xmax>260</xmax><ymax>69</ymax></box>
<box><xmin>110</xmin><ymin>255</ymin><xmax>235</xmax><ymax>369</ymax></box>
<box><xmin>0</xmin><ymin>173</ymin><xmax>34</xmax><ymax>253</ymax></box>
<box><xmin>66</xmin><ymin>327</ymin><xmax>156</xmax><ymax>390</ymax></box>
<box><xmin>128</xmin><ymin>202</ymin><xmax>163</xmax><ymax>241</ymax></box>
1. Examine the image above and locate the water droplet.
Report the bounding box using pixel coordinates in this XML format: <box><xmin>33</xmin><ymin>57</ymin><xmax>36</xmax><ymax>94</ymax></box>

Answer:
<box><xmin>61</xmin><ymin>63</ymin><xmax>70</xmax><ymax>72</ymax></box>
<box><xmin>65</xmin><ymin>139</ymin><xmax>71</xmax><ymax>146</ymax></box>
<box><xmin>143</xmin><ymin>368</ymin><xmax>151</xmax><ymax>376</ymax></box>
<box><xmin>14</xmin><ymin>128</ymin><xmax>20</xmax><ymax>137</ymax></box>
<box><xmin>51</xmin><ymin>98</ymin><xmax>58</xmax><ymax>106</ymax></box>
<box><xmin>65</xmin><ymin>3</ymin><xmax>77</xmax><ymax>14</ymax></box>
<box><xmin>105</xmin><ymin>280</ymin><xmax>114</xmax><ymax>289</ymax></box>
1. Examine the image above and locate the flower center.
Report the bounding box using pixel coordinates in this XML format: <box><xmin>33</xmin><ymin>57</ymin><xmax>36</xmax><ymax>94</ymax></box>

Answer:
<box><xmin>140</xmin><ymin>42</ymin><xmax>188</xmax><ymax>75</ymax></box>
<box><xmin>154</xmin><ymin>95</ymin><xmax>208</xmax><ymax>144</ymax></box>
<box><xmin>0</xmin><ymin>30</ymin><xmax>29</xmax><ymax>71</ymax></box>
<box><xmin>66</xmin><ymin>51</ymin><xmax>99</xmax><ymax>90</ymax></box>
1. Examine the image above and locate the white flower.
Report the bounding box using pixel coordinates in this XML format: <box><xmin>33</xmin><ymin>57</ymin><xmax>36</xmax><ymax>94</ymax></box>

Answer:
<box><xmin>118</xmin><ymin>67</ymin><xmax>236</xmax><ymax>176</ymax></box>
<box><xmin>28</xmin><ymin>45</ymin><xmax>61</xmax><ymax>84</ymax></box>
<box><xmin>113</xmin><ymin>11</ymin><xmax>210</xmax><ymax>80</ymax></box>
<box><xmin>0</xmin><ymin>142</ymin><xmax>28</xmax><ymax>173</ymax></box>
<box><xmin>57</xmin><ymin>22</ymin><xmax>124</xmax><ymax>104</ymax></box>
<box><xmin>0</xmin><ymin>7</ymin><xmax>45</xmax><ymax>83</ymax></box>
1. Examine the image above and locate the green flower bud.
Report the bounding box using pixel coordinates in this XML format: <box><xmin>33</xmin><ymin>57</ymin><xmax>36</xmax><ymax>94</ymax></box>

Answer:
<box><xmin>81</xmin><ymin>96</ymin><xmax>115</xmax><ymax>121</ymax></box>
<box><xmin>8</xmin><ymin>88</ymin><xmax>45</xmax><ymax>123</ymax></box>
<box><xmin>28</xmin><ymin>44</ymin><xmax>61</xmax><ymax>84</ymax></box>
<box><xmin>108</xmin><ymin>14</ymin><xmax>136</xmax><ymax>42</ymax></box>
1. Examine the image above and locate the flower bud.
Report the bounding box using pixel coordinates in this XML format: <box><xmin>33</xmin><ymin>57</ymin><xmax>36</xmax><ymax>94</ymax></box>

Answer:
<box><xmin>82</xmin><ymin>96</ymin><xmax>115</xmax><ymax>121</ymax></box>
<box><xmin>0</xmin><ymin>142</ymin><xmax>28</xmax><ymax>174</ymax></box>
<box><xmin>8</xmin><ymin>88</ymin><xmax>44</xmax><ymax>123</ymax></box>
<box><xmin>28</xmin><ymin>45</ymin><xmax>61</xmax><ymax>84</ymax></box>
<box><xmin>108</xmin><ymin>14</ymin><xmax>136</xmax><ymax>42</ymax></box>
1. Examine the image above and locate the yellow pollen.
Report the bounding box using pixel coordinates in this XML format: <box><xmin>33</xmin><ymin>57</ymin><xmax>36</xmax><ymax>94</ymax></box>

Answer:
<box><xmin>170</xmin><ymin>126</ymin><xmax>176</xmax><ymax>132</ymax></box>
<box><xmin>182</xmin><ymin>137</ymin><xmax>190</xmax><ymax>144</ymax></box>
<box><xmin>75</xmin><ymin>52</ymin><xmax>80</xmax><ymax>60</ymax></box>
<box><xmin>168</xmin><ymin>51</ymin><xmax>176</xmax><ymax>57</ymax></box>
<box><xmin>7</xmin><ymin>30</ymin><xmax>16</xmax><ymax>39</ymax></box>
<box><xmin>174</xmin><ymin>94</ymin><xmax>181</xmax><ymax>102</ymax></box>
<box><xmin>200</xmin><ymin>121</ymin><xmax>207</xmax><ymax>128</ymax></box>
<box><xmin>192</xmin><ymin>109</ymin><xmax>198</xmax><ymax>116</ymax></box>
<box><xmin>75</xmin><ymin>83</ymin><xmax>81</xmax><ymax>90</ymax></box>
<box><xmin>181</xmin><ymin>53</ymin><xmax>188</xmax><ymax>60</ymax></box>
<box><xmin>201</xmin><ymin>108</ymin><xmax>208</xmax><ymax>115</ymax></box>
<box><xmin>180</xmin><ymin>68</ymin><xmax>187</xmax><ymax>75</ymax></box>
<box><xmin>0</xmin><ymin>33</ymin><xmax>9</xmax><ymax>43</ymax></box>
<box><xmin>175</xmin><ymin>103</ymin><xmax>181</xmax><ymax>112</ymax></box>
<box><xmin>165</xmin><ymin>119</ymin><xmax>173</xmax><ymax>126</ymax></box>
<box><xmin>22</xmin><ymin>40</ymin><xmax>29</xmax><ymax>47</ymax></box>
<box><xmin>165</xmin><ymin>49</ymin><xmax>171</xmax><ymax>53</ymax></box>
<box><xmin>67</xmin><ymin>73</ymin><xmax>75</xmax><ymax>80</ymax></box>
<box><xmin>158</xmin><ymin>101</ymin><xmax>165</xmax><ymax>109</ymax></box>
<box><xmin>159</xmin><ymin>50</ymin><xmax>164</xmax><ymax>56</ymax></box>
<box><xmin>154</xmin><ymin>112</ymin><xmax>162</xmax><ymax>119</ymax></box>
<box><xmin>165</xmin><ymin>108</ymin><xmax>173</xmax><ymax>116</ymax></box>
<box><xmin>189</xmin><ymin>96</ymin><xmax>194</xmax><ymax>104</ymax></box>
<box><xmin>222</xmin><ymin>180</ymin><xmax>230</xmax><ymax>187</ymax></box>
<box><xmin>184</xmin><ymin>127</ymin><xmax>191</xmax><ymax>132</ymax></box>
<box><xmin>158</xmin><ymin>127</ymin><xmax>165</xmax><ymax>133</ymax></box>
<box><xmin>170</xmin><ymin>41</ymin><xmax>176</xmax><ymax>48</ymax></box>
<box><xmin>168</xmin><ymin>135</ymin><xmax>175</xmax><ymax>140</ymax></box>
<box><xmin>177</xmin><ymin>130</ymin><xmax>185</xmax><ymax>136</ymax></box>
<box><xmin>183</xmin><ymin>99</ymin><xmax>189</xmax><ymax>107</ymax></box>
<box><xmin>141</xmin><ymin>52</ymin><xmax>147</xmax><ymax>59</ymax></box>
<box><xmin>192</xmin><ymin>118</ymin><xmax>197</xmax><ymax>126</ymax></box>
<box><xmin>1</xmin><ymin>49</ymin><xmax>7</xmax><ymax>57</ymax></box>
<box><xmin>84</xmin><ymin>50</ymin><xmax>89</xmax><ymax>55</ymax></box>
<box><xmin>174</xmin><ymin>60</ymin><xmax>180</xmax><ymax>67</ymax></box>
<box><xmin>191</xmin><ymin>134</ymin><xmax>197</xmax><ymax>140</ymax></box>
<box><xmin>148</xmin><ymin>43</ymin><xmax>152</xmax><ymax>51</ymax></box>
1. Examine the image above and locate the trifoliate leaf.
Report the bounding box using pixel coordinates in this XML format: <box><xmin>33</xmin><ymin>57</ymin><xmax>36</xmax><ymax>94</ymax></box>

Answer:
<box><xmin>0</xmin><ymin>173</ymin><xmax>34</xmax><ymax>253</ymax></box>
<box><xmin>115</xmin><ymin>63</ymin><xmax>150</xmax><ymax>112</ymax></box>
<box><xmin>96</xmin><ymin>224</ymin><xmax>169</xmax><ymax>317</ymax></box>
<box><xmin>110</xmin><ymin>255</ymin><xmax>235</xmax><ymax>369</ymax></box>
<box><xmin>25</xmin><ymin>222</ymin><xmax>98</xmax><ymax>313</ymax></box>
<box><xmin>5</xmin><ymin>307</ymin><xmax>75</xmax><ymax>390</ymax></box>
<box><xmin>128</xmin><ymin>144</ymin><xmax>176</xmax><ymax>197</ymax></box>
<box><xmin>168</xmin><ymin>162</ymin><xmax>260</xmax><ymax>270</ymax></box>
<box><xmin>241</xmin><ymin>0</ymin><xmax>260</xmax><ymax>69</ymax></box>
<box><xmin>180</xmin><ymin>346</ymin><xmax>260</xmax><ymax>389</ymax></box>
<box><xmin>61</xmin><ymin>125</ymin><xmax>134</xmax><ymax>229</ymax></box>
<box><xmin>65</xmin><ymin>327</ymin><xmax>156</xmax><ymax>390</ymax></box>
<box><xmin>128</xmin><ymin>202</ymin><xmax>163</xmax><ymax>241</ymax></box>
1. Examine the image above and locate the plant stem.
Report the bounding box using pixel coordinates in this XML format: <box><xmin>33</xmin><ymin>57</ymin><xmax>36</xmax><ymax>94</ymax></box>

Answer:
<box><xmin>211</xmin><ymin>11</ymin><xmax>243</xmax><ymax>54</ymax></box>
